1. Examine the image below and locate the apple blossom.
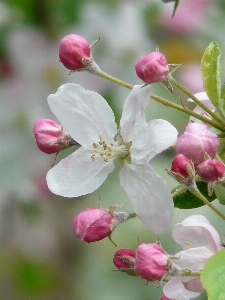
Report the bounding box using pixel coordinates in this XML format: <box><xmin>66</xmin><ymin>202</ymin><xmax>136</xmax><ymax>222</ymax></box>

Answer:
<box><xmin>163</xmin><ymin>215</ymin><xmax>221</xmax><ymax>300</ymax></box>
<box><xmin>176</xmin><ymin>123</ymin><xmax>220</xmax><ymax>164</ymax></box>
<box><xmin>46</xmin><ymin>83</ymin><xmax>178</xmax><ymax>233</ymax></box>
<box><xmin>130</xmin><ymin>215</ymin><xmax>221</xmax><ymax>299</ymax></box>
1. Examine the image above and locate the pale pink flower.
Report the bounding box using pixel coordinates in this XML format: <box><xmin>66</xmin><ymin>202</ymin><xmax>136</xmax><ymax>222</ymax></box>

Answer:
<box><xmin>164</xmin><ymin>215</ymin><xmax>221</xmax><ymax>300</ymax></box>
<box><xmin>176</xmin><ymin>123</ymin><xmax>219</xmax><ymax>164</ymax></box>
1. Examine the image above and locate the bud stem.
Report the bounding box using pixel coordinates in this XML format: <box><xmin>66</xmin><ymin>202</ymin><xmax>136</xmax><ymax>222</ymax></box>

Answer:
<box><xmin>150</xmin><ymin>94</ymin><xmax>225</xmax><ymax>132</ymax></box>
<box><xmin>188</xmin><ymin>185</ymin><xmax>225</xmax><ymax>221</ymax></box>
<box><xmin>93</xmin><ymin>69</ymin><xmax>225</xmax><ymax>131</ymax></box>
<box><xmin>169</xmin><ymin>75</ymin><xmax>225</xmax><ymax>126</ymax></box>
<box><xmin>96</xmin><ymin>69</ymin><xmax>133</xmax><ymax>89</ymax></box>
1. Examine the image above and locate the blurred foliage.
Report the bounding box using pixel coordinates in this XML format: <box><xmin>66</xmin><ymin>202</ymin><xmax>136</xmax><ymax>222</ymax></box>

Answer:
<box><xmin>6</xmin><ymin>0</ymin><xmax>83</xmax><ymax>36</ymax></box>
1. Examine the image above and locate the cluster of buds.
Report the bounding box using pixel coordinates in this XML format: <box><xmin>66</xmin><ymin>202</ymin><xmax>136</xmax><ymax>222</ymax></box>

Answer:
<box><xmin>168</xmin><ymin>122</ymin><xmax>225</xmax><ymax>195</ymax></box>
<box><xmin>33</xmin><ymin>119</ymin><xmax>79</xmax><ymax>154</ymax></box>
<box><xmin>113</xmin><ymin>243</ymin><xmax>171</xmax><ymax>280</ymax></box>
<box><xmin>113</xmin><ymin>215</ymin><xmax>221</xmax><ymax>300</ymax></box>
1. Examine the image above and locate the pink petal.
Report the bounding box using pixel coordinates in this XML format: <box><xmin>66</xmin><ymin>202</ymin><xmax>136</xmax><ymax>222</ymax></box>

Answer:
<box><xmin>164</xmin><ymin>277</ymin><xmax>202</xmax><ymax>300</ymax></box>
<box><xmin>174</xmin><ymin>246</ymin><xmax>213</xmax><ymax>271</ymax></box>
<box><xmin>173</xmin><ymin>215</ymin><xmax>221</xmax><ymax>252</ymax></box>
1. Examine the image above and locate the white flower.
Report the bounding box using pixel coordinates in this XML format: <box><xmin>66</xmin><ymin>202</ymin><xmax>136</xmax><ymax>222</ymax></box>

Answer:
<box><xmin>164</xmin><ymin>215</ymin><xmax>221</xmax><ymax>300</ymax></box>
<box><xmin>46</xmin><ymin>83</ymin><xmax>178</xmax><ymax>233</ymax></box>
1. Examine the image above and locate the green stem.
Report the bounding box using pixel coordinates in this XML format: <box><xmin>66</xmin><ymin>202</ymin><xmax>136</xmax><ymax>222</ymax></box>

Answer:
<box><xmin>127</xmin><ymin>212</ymin><xmax>137</xmax><ymax>220</ymax></box>
<box><xmin>189</xmin><ymin>186</ymin><xmax>225</xmax><ymax>221</ymax></box>
<box><xmin>171</xmin><ymin>185</ymin><xmax>187</xmax><ymax>198</ymax></box>
<box><xmin>169</xmin><ymin>76</ymin><xmax>225</xmax><ymax>126</ymax></box>
<box><xmin>151</xmin><ymin>94</ymin><xmax>225</xmax><ymax>132</ymax></box>
<box><xmin>179</xmin><ymin>271</ymin><xmax>201</xmax><ymax>277</ymax></box>
<box><xmin>96</xmin><ymin>69</ymin><xmax>133</xmax><ymax>90</ymax></box>
<box><xmin>94</xmin><ymin>69</ymin><xmax>225</xmax><ymax>131</ymax></box>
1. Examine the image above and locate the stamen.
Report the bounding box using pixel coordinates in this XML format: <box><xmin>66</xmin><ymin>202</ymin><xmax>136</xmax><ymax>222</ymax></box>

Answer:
<box><xmin>185</xmin><ymin>241</ymin><xmax>192</xmax><ymax>247</ymax></box>
<box><xmin>90</xmin><ymin>136</ymin><xmax>129</xmax><ymax>162</ymax></box>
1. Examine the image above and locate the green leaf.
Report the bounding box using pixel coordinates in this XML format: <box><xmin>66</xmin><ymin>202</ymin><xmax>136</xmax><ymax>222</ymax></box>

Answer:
<box><xmin>201</xmin><ymin>41</ymin><xmax>221</xmax><ymax>107</ymax></box>
<box><xmin>221</xmin><ymin>83</ymin><xmax>225</xmax><ymax>112</ymax></box>
<box><xmin>200</xmin><ymin>250</ymin><xmax>225</xmax><ymax>300</ymax></box>
<box><xmin>173</xmin><ymin>182</ymin><xmax>216</xmax><ymax>209</ymax></box>
<box><xmin>214</xmin><ymin>184</ymin><xmax>225</xmax><ymax>205</ymax></box>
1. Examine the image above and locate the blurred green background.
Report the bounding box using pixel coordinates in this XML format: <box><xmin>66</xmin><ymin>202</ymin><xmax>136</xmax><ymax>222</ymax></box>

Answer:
<box><xmin>0</xmin><ymin>0</ymin><xmax>225</xmax><ymax>299</ymax></box>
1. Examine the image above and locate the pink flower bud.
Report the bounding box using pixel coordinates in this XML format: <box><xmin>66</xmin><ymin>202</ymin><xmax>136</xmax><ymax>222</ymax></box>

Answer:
<box><xmin>33</xmin><ymin>119</ymin><xmax>71</xmax><ymax>154</ymax></box>
<box><xmin>113</xmin><ymin>249</ymin><xmax>136</xmax><ymax>270</ymax></box>
<box><xmin>171</xmin><ymin>154</ymin><xmax>194</xmax><ymax>178</ymax></box>
<box><xmin>135</xmin><ymin>51</ymin><xmax>169</xmax><ymax>84</ymax></box>
<box><xmin>72</xmin><ymin>207</ymin><xmax>117</xmax><ymax>243</ymax></box>
<box><xmin>176</xmin><ymin>123</ymin><xmax>219</xmax><ymax>164</ymax></box>
<box><xmin>160</xmin><ymin>296</ymin><xmax>171</xmax><ymax>300</ymax></box>
<box><xmin>59</xmin><ymin>34</ymin><xmax>91</xmax><ymax>71</ymax></box>
<box><xmin>134</xmin><ymin>243</ymin><xmax>168</xmax><ymax>281</ymax></box>
<box><xmin>196</xmin><ymin>159</ymin><xmax>225</xmax><ymax>181</ymax></box>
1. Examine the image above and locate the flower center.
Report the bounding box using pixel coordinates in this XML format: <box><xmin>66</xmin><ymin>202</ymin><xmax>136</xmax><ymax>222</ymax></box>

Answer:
<box><xmin>90</xmin><ymin>136</ymin><xmax>129</xmax><ymax>162</ymax></box>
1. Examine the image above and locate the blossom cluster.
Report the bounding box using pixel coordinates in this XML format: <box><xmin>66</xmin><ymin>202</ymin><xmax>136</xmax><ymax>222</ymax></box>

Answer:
<box><xmin>33</xmin><ymin>33</ymin><xmax>225</xmax><ymax>300</ymax></box>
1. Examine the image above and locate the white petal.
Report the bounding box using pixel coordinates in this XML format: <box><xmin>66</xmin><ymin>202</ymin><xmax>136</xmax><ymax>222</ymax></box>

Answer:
<box><xmin>172</xmin><ymin>215</ymin><xmax>221</xmax><ymax>253</ymax></box>
<box><xmin>119</xmin><ymin>162</ymin><xmax>173</xmax><ymax>234</ymax></box>
<box><xmin>130</xmin><ymin>119</ymin><xmax>178</xmax><ymax>164</ymax></box>
<box><xmin>164</xmin><ymin>277</ymin><xmax>202</xmax><ymax>300</ymax></box>
<box><xmin>120</xmin><ymin>85</ymin><xmax>152</xmax><ymax>143</ymax></box>
<box><xmin>173</xmin><ymin>246</ymin><xmax>213</xmax><ymax>271</ymax></box>
<box><xmin>47</xmin><ymin>147</ymin><xmax>115</xmax><ymax>197</ymax></box>
<box><xmin>47</xmin><ymin>83</ymin><xmax>117</xmax><ymax>148</ymax></box>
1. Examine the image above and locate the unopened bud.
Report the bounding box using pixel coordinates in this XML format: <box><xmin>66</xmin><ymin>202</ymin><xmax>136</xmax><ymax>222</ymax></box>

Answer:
<box><xmin>160</xmin><ymin>296</ymin><xmax>171</xmax><ymax>300</ymax></box>
<box><xmin>176</xmin><ymin>123</ymin><xmax>219</xmax><ymax>164</ymax></box>
<box><xmin>135</xmin><ymin>51</ymin><xmax>169</xmax><ymax>84</ymax></box>
<box><xmin>171</xmin><ymin>154</ymin><xmax>194</xmax><ymax>178</ymax></box>
<box><xmin>59</xmin><ymin>34</ymin><xmax>91</xmax><ymax>71</ymax></box>
<box><xmin>72</xmin><ymin>207</ymin><xmax>118</xmax><ymax>243</ymax></box>
<box><xmin>113</xmin><ymin>249</ymin><xmax>137</xmax><ymax>276</ymax></box>
<box><xmin>197</xmin><ymin>159</ymin><xmax>225</xmax><ymax>181</ymax></box>
<box><xmin>33</xmin><ymin>119</ymin><xmax>77</xmax><ymax>154</ymax></box>
<box><xmin>134</xmin><ymin>243</ymin><xmax>168</xmax><ymax>281</ymax></box>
